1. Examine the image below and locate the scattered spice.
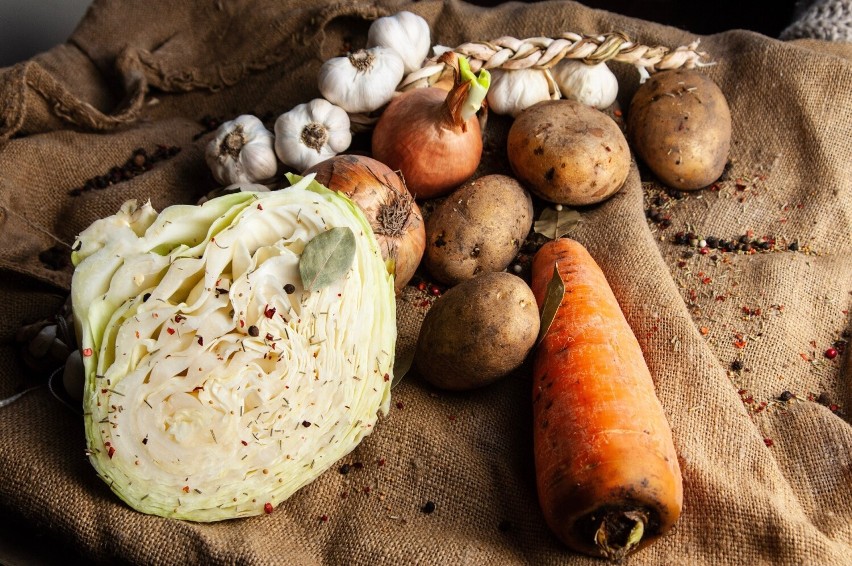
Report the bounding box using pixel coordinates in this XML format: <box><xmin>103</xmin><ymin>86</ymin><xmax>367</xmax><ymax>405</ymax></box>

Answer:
<box><xmin>68</xmin><ymin>146</ymin><xmax>181</xmax><ymax>196</ymax></box>
<box><xmin>339</xmin><ymin>463</ymin><xmax>351</xmax><ymax>475</ymax></box>
<box><xmin>763</xmin><ymin>438</ymin><xmax>774</xmax><ymax>447</ymax></box>
<box><xmin>420</xmin><ymin>500</ymin><xmax>436</xmax><ymax>514</ymax></box>
<box><xmin>264</xmin><ymin>502</ymin><xmax>274</xmax><ymax>514</ymax></box>
<box><xmin>824</xmin><ymin>347</ymin><xmax>838</xmax><ymax>360</ymax></box>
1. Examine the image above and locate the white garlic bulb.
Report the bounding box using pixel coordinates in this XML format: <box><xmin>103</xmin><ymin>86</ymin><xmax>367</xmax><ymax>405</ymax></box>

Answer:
<box><xmin>274</xmin><ymin>98</ymin><xmax>352</xmax><ymax>172</ymax></box>
<box><xmin>367</xmin><ymin>11</ymin><xmax>431</xmax><ymax>74</ymax></box>
<box><xmin>552</xmin><ymin>60</ymin><xmax>619</xmax><ymax>109</ymax></box>
<box><xmin>486</xmin><ymin>68</ymin><xmax>556</xmax><ymax>117</ymax></box>
<box><xmin>318</xmin><ymin>47</ymin><xmax>405</xmax><ymax>114</ymax></box>
<box><xmin>205</xmin><ymin>115</ymin><xmax>278</xmax><ymax>185</ymax></box>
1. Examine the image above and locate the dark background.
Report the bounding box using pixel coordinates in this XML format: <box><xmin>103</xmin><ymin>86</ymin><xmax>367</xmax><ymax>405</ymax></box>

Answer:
<box><xmin>472</xmin><ymin>0</ymin><xmax>801</xmax><ymax>37</ymax></box>
<box><xmin>0</xmin><ymin>0</ymin><xmax>804</xmax><ymax>67</ymax></box>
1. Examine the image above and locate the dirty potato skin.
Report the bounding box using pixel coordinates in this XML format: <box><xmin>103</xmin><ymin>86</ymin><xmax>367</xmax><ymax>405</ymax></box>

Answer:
<box><xmin>507</xmin><ymin>99</ymin><xmax>631</xmax><ymax>206</ymax></box>
<box><xmin>414</xmin><ymin>272</ymin><xmax>540</xmax><ymax>391</ymax></box>
<box><xmin>627</xmin><ymin>69</ymin><xmax>732</xmax><ymax>190</ymax></box>
<box><xmin>424</xmin><ymin>174</ymin><xmax>533</xmax><ymax>286</ymax></box>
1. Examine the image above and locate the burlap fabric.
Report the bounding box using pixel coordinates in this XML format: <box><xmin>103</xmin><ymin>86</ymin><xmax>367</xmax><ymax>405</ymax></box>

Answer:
<box><xmin>1</xmin><ymin>0</ymin><xmax>850</xmax><ymax>564</ymax></box>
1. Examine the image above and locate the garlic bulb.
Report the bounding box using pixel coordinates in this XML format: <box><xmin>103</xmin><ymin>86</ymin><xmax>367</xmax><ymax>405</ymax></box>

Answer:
<box><xmin>552</xmin><ymin>60</ymin><xmax>619</xmax><ymax>109</ymax></box>
<box><xmin>274</xmin><ymin>98</ymin><xmax>352</xmax><ymax>172</ymax></box>
<box><xmin>205</xmin><ymin>115</ymin><xmax>277</xmax><ymax>185</ymax></box>
<box><xmin>318</xmin><ymin>47</ymin><xmax>405</xmax><ymax>114</ymax></box>
<box><xmin>486</xmin><ymin>68</ymin><xmax>556</xmax><ymax>117</ymax></box>
<box><xmin>367</xmin><ymin>11</ymin><xmax>431</xmax><ymax>74</ymax></box>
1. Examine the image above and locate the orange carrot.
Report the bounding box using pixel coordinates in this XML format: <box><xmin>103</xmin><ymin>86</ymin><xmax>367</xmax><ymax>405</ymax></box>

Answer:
<box><xmin>530</xmin><ymin>238</ymin><xmax>683</xmax><ymax>560</ymax></box>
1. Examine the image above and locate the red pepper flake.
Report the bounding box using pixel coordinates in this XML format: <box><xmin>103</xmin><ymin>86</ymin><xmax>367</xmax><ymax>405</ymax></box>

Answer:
<box><xmin>699</xmin><ymin>326</ymin><xmax>710</xmax><ymax>336</ymax></box>
<box><xmin>82</xmin><ymin>348</ymin><xmax>93</xmax><ymax>357</ymax></box>
<box><xmin>395</xmin><ymin>401</ymin><xmax>404</xmax><ymax>410</ymax></box>
<box><xmin>264</xmin><ymin>305</ymin><xmax>276</xmax><ymax>318</ymax></box>
<box><xmin>319</xmin><ymin>514</ymin><xmax>328</xmax><ymax>523</ymax></box>
<box><xmin>174</xmin><ymin>314</ymin><xmax>185</xmax><ymax>322</ymax></box>
<box><xmin>377</xmin><ymin>458</ymin><xmax>385</xmax><ymax>467</ymax></box>
<box><xmin>135</xmin><ymin>331</ymin><xmax>140</xmax><ymax>339</ymax></box>
<box><xmin>197</xmin><ymin>336</ymin><xmax>204</xmax><ymax>346</ymax></box>
<box><xmin>417</xmin><ymin>281</ymin><xmax>427</xmax><ymax>291</ymax></box>
<box><xmin>241</xmin><ymin>440</ymin><xmax>248</xmax><ymax>446</ymax></box>
<box><xmin>239</xmin><ymin>320</ymin><xmax>245</xmax><ymax>328</ymax></box>
<box><xmin>166</xmin><ymin>327</ymin><xmax>176</xmax><ymax>335</ymax></box>
<box><xmin>182</xmin><ymin>486</ymin><xmax>190</xmax><ymax>493</ymax></box>
<box><xmin>363</xmin><ymin>486</ymin><xmax>371</xmax><ymax>494</ymax></box>
<box><xmin>799</xmin><ymin>352</ymin><xmax>811</xmax><ymax>362</ymax></box>
<box><xmin>265</xmin><ymin>333</ymin><xmax>274</xmax><ymax>341</ymax></box>
<box><xmin>383</xmin><ymin>373</ymin><xmax>390</xmax><ymax>382</ymax></box>
<box><xmin>763</xmin><ymin>438</ymin><xmax>774</xmax><ymax>447</ymax></box>
<box><xmin>613</xmin><ymin>109</ymin><xmax>623</xmax><ymax>117</ymax></box>
<box><xmin>107</xmin><ymin>446</ymin><xmax>116</xmax><ymax>459</ymax></box>
<box><xmin>733</xmin><ymin>334</ymin><xmax>747</xmax><ymax>349</ymax></box>
<box><xmin>257</xmin><ymin>203</ymin><xmax>263</xmax><ymax>210</ymax></box>
<box><xmin>264</xmin><ymin>502</ymin><xmax>274</xmax><ymax>514</ymax></box>
<box><xmin>701</xmin><ymin>276</ymin><xmax>712</xmax><ymax>284</ymax></box>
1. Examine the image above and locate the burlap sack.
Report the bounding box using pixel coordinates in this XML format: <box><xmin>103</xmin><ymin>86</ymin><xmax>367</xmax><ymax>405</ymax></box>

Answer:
<box><xmin>1</xmin><ymin>0</ymin><xmax>850</xmax><ymax>564</ymax></box>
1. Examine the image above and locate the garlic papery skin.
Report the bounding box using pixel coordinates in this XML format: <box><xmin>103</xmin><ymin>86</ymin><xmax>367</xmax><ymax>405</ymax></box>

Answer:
<box><xmin>486</xmin><ymin>68</ymin><xmax>555</xmax><ymax>117</ymax></box>
<box><xmin>367</xmin><ymin>11</ymin><xmax>431</xmax><ymax>74</ymax></box>
<box><xmin>274</xmin><ymin>98</ymin><xmax>352</xmax><ymax>172</ymax></box>
<box><xmin>552</xmin><ymin>60</ymin><xmax>619</xmax><ymax>109</ymax></box>
<box><xmin>318</xmin><ymin>47</ymin><xmax>405</xmax><ymax>114</ymax></box>
<box><xmin>205</xmin><ymin>115</ymin><xmax>277</xmax><ymax>185</ymax></box>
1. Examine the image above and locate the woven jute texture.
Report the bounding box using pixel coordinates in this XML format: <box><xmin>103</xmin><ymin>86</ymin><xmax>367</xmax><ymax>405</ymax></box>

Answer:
<box><xmin>0</xmin><ymin>0</ymin><xmax>850</xmax><ymax>564</ymax></box>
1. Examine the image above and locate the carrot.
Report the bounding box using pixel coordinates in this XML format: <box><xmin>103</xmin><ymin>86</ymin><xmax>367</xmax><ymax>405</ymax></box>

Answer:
<box><xmin>530</xmin><ymin>238</ymin><xmax>683</xmax><ymax>561</ymax></box>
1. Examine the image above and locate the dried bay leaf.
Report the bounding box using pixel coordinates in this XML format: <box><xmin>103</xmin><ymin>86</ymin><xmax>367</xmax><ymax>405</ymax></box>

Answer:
<box><xmin>534</xmin><ymin>207</ymin><xmax>582</xmax><ymax>240</ymax></box>
<box><xmin>299</xmin><ymin>227</ymin><xmax>356</xmax><ymax>291</ymax></box>
<box><xmin>537</xmin><ymin>263</ymin><xmax>565</xmax><ymax>343</ymax></box>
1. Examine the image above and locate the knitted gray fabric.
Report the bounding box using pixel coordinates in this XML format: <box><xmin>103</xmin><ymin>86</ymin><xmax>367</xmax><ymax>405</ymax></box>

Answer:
<box><xmin>781</xmin><ymin>0</ymin><xmax>852</xmax><ymax>41</ymax></box>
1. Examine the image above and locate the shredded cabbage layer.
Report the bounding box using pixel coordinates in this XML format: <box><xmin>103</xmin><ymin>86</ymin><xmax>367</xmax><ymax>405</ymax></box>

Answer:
<box><xmin>71</xmin><ymin>175</ymin><xmax>395</xmax><ymax>521</ymax></box>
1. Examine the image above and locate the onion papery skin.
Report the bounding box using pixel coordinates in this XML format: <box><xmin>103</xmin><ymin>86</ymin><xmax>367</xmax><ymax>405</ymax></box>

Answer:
<box><xmin>371</xmin><ymin>87</ymin><xmax>482</xmax><ymax>200</ymax></box>
<box><xmin>304</xmin><ymin>154</ymin><xmax>426</xmax><ymax>293</ymax></box>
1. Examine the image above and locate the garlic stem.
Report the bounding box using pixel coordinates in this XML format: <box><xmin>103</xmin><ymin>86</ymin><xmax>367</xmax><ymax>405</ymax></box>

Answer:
<box><xmin>348</xmin><ymin>50</ymin><xmax>376</xmax><ymax>73</ymax></box>
<box><xmin>301</xmin><ymin>123</ymin><xmax>330</xmax><ymax>152</ymax></box>
<box><xmin>220</xmin><ymin>126</ymin><xmax>246</xmax><ymax>160</ymax></box>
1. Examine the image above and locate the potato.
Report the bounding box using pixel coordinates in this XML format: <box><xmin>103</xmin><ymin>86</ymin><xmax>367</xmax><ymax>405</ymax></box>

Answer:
<box><xmin>627</xmin><ymin>69</ymin><xmax>732</xmax><ymax>190</ymax></box>
<box><xmin>424</xmin><ymin>174</ymin><xmax>533</xmax><ymax>286</ymax></box>
<box><xmin>414</xmin><ymin>272</ymin><xmax>540</xmax><ymax>391</ymax></box>
<box><xmin>507</xmin><ymin>99</ymin><xmax>631</xmax><ymax>206</ymax></box>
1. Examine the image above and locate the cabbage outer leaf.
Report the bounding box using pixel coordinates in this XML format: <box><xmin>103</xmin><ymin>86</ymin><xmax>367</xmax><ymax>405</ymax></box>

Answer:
<box><xmin>71</xmin><ymin>175</ymin><xmax>395</xmax><ymax>521</ymax></box>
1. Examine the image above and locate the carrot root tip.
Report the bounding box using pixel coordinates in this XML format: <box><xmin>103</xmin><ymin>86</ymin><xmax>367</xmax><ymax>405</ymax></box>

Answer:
<box><xmin>594</xmin><ymin>510</ymin><xmax>647</xmax><ymax>562</ymax></box>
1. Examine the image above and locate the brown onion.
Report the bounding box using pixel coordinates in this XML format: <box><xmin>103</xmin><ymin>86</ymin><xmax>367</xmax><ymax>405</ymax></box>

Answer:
<box><xmin>371</xmin><ymin>85</ymin><xmax>482</xmax><ymax>200</ymax></box>
<box><xmin>303</xmin><ymin>154</ymin><xmax>426</xmax><ymax>293</ymax></box>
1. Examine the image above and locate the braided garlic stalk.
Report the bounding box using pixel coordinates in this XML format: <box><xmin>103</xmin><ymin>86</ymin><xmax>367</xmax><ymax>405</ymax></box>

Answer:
<box><xmin>400</xmin><ymin>31</ymin><xmax>711</xmax><ymax>90</ymax></box>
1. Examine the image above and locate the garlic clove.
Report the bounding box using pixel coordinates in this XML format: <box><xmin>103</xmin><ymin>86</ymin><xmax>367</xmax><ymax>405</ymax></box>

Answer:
<box><xmin>318</xmin><ymin>47</ymin><xmax>405</xmax><ymax>114</ymax></box>
<box><xmin>274</xmin><ymin>99</ymin><xmax>352</xmax><ymax>172</ymax></box>
<box><xmin>367</xmin><ymin>10</ymin><xmax>431</xmax><ymax>75</ymax></box>
<box><xmin>487</xmin><ymin>68</ymin><xmax>554</xmax><ymax>117</ymax></box>
<box><xmin>205</xmin><ymin>115</ymin><xmax>277</xmax><ymax>186</ymax></box>
<box><xmin>552</xmin><ymin>60</ymin><xmax>619</xmax><ymax>110</ymax></box>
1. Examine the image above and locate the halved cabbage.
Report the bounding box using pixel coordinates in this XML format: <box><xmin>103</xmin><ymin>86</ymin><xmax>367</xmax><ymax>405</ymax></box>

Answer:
<box><xmin>71</xmin><ymin>175</ymin><xmax>395</xmax><ymax>521</ymax></box>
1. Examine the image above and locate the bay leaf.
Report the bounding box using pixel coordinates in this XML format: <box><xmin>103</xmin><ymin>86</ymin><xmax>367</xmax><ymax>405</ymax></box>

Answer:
<box><xmin>299</xmin><ymin>227</ymin><xmax>356</xmax><ymax>291</ymax></box>
<box><xmin>533</xmin><ymin>207</ymin><xmax>582</xmax><ymax>240</ymax></box>
<box><xmin>537</xmin><ymin>263</ymin><xmax>565</xmax><ymax>343</ymax></box>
